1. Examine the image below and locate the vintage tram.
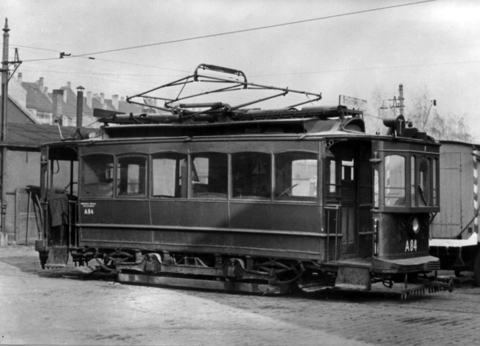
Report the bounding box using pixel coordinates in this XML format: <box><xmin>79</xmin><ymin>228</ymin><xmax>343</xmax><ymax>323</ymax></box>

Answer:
<box><xmin>35</xmin><ymin>64</ymin><xmax>452</xmax><ymax>298</ymax></box>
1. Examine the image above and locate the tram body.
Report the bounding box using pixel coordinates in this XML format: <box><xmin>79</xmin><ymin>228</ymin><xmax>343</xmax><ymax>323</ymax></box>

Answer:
<box><xmin>35</xmin><ymin>64</ymin><xmax>451</xmax><ymax>297</ymax></box>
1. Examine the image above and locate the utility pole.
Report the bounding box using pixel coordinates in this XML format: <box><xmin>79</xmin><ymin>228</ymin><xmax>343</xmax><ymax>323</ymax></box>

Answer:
<box><xmin>0</xmin><ymin>19</ymin><xmax>21</xmax><ymax>245</ymax></box>
<box><xmin>0</xmin><ymin>18</ymin><xmax>9</xmax><ymax>245</ymax></box>
<box><xmin>388</xmin><ymin>84</ymin><xmax>405</xmax><ymax>117</ymax></box>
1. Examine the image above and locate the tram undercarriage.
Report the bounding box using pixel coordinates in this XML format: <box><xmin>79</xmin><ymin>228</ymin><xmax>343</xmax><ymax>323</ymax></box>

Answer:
<box><xmin>39</xmin><ymin>244</ymin><xmax>453</xmax><ymax>299</ymax></box>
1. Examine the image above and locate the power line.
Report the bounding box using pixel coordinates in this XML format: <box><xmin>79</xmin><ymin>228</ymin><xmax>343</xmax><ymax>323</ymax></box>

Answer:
<box><xmin>22</xmin><ymin>0</ymin><xmax>435</xmax><ymax>62</ymax></box>
<box><xmin>13</xmin><ymin>44</ymin><xmax>189</xmax><ymax>73</ymax></box>
<box><xmin>251</xmin><ymin>59</ymin><xmax>480</xmax><ymax>78</ymax></box>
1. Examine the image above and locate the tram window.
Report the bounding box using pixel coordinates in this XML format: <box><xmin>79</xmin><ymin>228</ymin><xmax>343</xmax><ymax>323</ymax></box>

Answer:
<box><xmin>275</xmin><ymin>152</ymin><xmax>317</xmax><ymax>200</ymax></box>
<box><xmin>433</xmin><ymin>159</ymin><xmax>438</xmax><ymax>206</ymax></box>
<box><xmin>411</xmin><ymin>156</ymin><xmax>416</xmax><ymax>206</ymax></box>
<box><xmin>384</xmin><ymin>155</ymin><xmax>405</xmax><ymax>206</ymax></box>
<box><xmin>373</xmin><ymin>168</ymin><xmax>379</xmax><ymax>208</ymax></box>
<box><xmin>152</xmin><ymin>153</ymin><xmax>187</xmax><ymax>198</ymax></box>
<box><xmin>342</xmin><ymin>160</ymin><xmax>354</xmax><ymax>181</ymax></box>
<box><xmin>233</xmin><ymin>152</ymin><xmax>271</xmax><ymax>199</ymax></box>
<box><xmin>191</xmin><ymin>153</ymin><xmax>227</xmax><ymax>199</ymax></box>
<box><xmin>326</xmin><ymin>158</ymin><xmax>338</xmax><ymax>196</ymax></box>
<box><xmin>117</xmin><ymin>156</ymin><xmax>147</xmax><ymax>196</ymax></box>
<box><xmin>418</xmin><ymin>157</ymin><xmax>431</xmax><ymax>206</ymax></box>
<box><xmin>81</xmin><ymin>154</ymin><xmax>114</xmax><ymax>198</ymax></box>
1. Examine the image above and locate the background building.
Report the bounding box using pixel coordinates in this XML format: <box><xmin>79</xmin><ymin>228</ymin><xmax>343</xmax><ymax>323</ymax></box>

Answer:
<box><xmin>0</xmin><ymin>72</ymin><xmax>143</xmax><ymax>245</ymax></box>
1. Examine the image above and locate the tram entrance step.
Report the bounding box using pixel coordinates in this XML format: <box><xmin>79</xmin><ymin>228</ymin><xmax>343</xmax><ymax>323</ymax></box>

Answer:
<box><xmin>335</xmin><ymin>266</ymin><xmax>371</xmax><ymax>290</ymax></box>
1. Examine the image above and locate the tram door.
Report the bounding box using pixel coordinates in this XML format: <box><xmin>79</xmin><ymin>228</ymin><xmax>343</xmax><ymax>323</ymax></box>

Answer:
<box><xmin>341</xmin><ymin>157</ymin><xmax>356</xmax><ymax>255</ymax></box>
<box><xmin>326</xmin><ymin>142</ymin><xmax>372</xmax><ymax>259</ymax></box>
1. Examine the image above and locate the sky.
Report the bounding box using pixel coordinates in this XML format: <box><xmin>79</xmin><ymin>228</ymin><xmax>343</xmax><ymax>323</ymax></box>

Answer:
<box><xmin>1</xmin><ymin>0</ymin><xmax>479</xmax><ymax>138</ymax></box>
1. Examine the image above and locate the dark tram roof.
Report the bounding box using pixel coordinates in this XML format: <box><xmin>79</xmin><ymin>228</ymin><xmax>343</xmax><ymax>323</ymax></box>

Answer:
<box><xmin>97</xmin><ymin>105</ymin><xmax>366</xmax><ymax>139</ymax></box>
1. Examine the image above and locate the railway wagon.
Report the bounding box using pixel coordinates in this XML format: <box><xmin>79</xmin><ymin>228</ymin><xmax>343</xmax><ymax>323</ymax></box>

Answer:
<box><xmin>35</xmin><ymin>64</ymin><xmax>451</xmax><ymax>298</ymax></box>
<box><xmin>429</xmin><ymin>140</ymin><xmax>480</xmax><ymax>285</ymax></box>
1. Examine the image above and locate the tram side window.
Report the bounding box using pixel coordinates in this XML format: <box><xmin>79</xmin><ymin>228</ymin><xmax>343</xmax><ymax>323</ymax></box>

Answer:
<box><xmin>233</xmin><ymin>152</ymin><xmax>271</xmax><ymax>199</ymax></box>
<box><xmin>191</xmin><ymin>153</ymin><xmax>228</xmax><ymax>198</ymax></box>
<box><xmin>275</xmin><ymin>152</ymin><xmax>318</xmax><ymax>200</ymax></box>
<box><xmin>81</xmin><ymin>154</ymin><xmax>114</xmax><ymax>198</ymax></box>
<box><xmin>411</xmin><ymin>156</ymin><xmax>416</xmax><ymax>206</ymax></box>
<box><xmin>418</xmin><ymin>157</ymin><xmax>431</xmax><ymax>206</ymax></box>
<box><xmin>326</xmin><ymin>157</ymin><xmax>339</xmax><ymax>196</ymax></box>
<box><xmin>152</xmin><ymin>153</ymin><xmax>187</xmax><ymax>198</ymax></box>
<box><xmin>433</xmin><ymin>159</ymin><xmax>438</xmax><ymax>206</ymax></box>
<box><xmin>373</xmin><ymin>167</ymin><xmax>379</xmax><ymax>208</ymax></box>
<box><xmin>117</xmin><ymin>156</ymin><xmax>147</xmax><ymax>196</ymax></box>
<box><xmin>384</xmin><ymin>155</ymin><xmax>405</xmax><ymax>206</ymax></box>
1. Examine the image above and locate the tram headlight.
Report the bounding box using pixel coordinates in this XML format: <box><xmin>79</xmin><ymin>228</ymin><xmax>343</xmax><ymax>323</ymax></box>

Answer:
<box><xmin>412</xmin><ymin>217</ymin><xmax>420</xmax><ymax>234</ymax></box>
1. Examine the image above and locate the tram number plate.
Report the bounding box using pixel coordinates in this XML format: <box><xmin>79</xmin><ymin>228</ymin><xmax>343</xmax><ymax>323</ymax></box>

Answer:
<box><xmin>405</xmin><ymin>239</ymin><xmax>417</xmax><ymax>252</ymax></box>
<box><xmin>81</xmin><ymin>202</ymin><xmax>96</xmax><ymax>216</ymax></box>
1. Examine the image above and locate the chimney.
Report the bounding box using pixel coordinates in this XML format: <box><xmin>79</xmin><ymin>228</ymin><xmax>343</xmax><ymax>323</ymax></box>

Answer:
<box><xmin>121</xmin><ymin>96</ymin><xmax>125</xmax><ymax>102</ymax></box>
<box><xmin>86</xmin><ymin>91</ymin><xmax>92</xmax><ymax>108</ymax></box>
<box><xmin>52</xmin><ymin>89</ymin><xmax>64</xmax><ymax>125</ymax></box>
<box><xmin>76</xmin><ymin>86</ymin><xmax>84</xmax><ymax>128</ymax></box>
<box><xmin>43</xmin><ymin>87</ymin><xmax>48</xmax><ymax>95</ymax></box>
<box><xmin>17</xmin><ymin>72</ymin><xmax>22</xmax><ymax>84</ymax></box>
<box><xmin>67</xmin><ymin>82</ymin><xmax>71</xmax><ymax>89</ymax></box>
<box><xmin>112</xmin><ymin>94</ymin><xmax>119</xmax><ymax>110</ymax></box>
<box><xmin>100</xmin><ymin>93</ymin><xmax>105</xmax><ymax>105</ymax></box>
<box><xmin>37</xmin><ymin>77</ymin><xmax>44</xmax><ymax>91</ymax></box>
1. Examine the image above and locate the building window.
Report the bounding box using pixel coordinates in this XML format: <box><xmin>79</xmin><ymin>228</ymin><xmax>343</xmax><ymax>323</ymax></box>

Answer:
<box><xmin>117</xmin><ymin>156</ymin><xmax>147</xmax><ymax>196</ymax></box>
<box><xmin>81</xmin><ymin>154</ymin><xmax>114</xmax><ymax>198</ymax></box>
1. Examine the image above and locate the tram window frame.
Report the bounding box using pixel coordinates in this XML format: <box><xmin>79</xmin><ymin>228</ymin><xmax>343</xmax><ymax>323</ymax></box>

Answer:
<box><xmin>151</xmin><ymin>152</ymin><xmax>187</xmax><ymax>198</ymax></box>
<box><xmin>411</xmin><ymin>156</ymin><xmax>416</xmax><ymax>207</ymax></box>
<box><xmin>274</xmin><ymin>151</ymin><xmax>318</xmax><ymax>201</ymax></box>
<box><xmin>326</xmin><ymin>156</ymin><xmax>340</xmax><ymax>199</ymax></box>
<box><xmin>432</xmin><ymin>158</ymin><xmax>438</xmax><ymax>206</ymax></box>
<box><xmin>232</xmin><ymin>152</ymin><xmax>272</xmax><ymax>200</ymax></box>
<box><xmin>418</xmin><ymin>156</ymin><xmax>432</xmax><ymax>206</ymax></box>
<box><xmin>190</xmin><ymin>152</ymin><xmax>228</xmax><ymax>199</ymax></box>
<box><xmin>117</xmin><ymin>155</ymin><xmax>148</xmax><ymax>197</ymax></box>
<box><xmin>373</xmin><ymin>166</ymin><xmax>379</xmax><ymax>208</ymax></box>
<box><xmin>80</xmin><ymin>154</ymin><xmax>114</xmax><ymax>198</ymax></box>
<box><xmin>384</xmin><ymin>154</ymin><xmax>406</xmax><ymax>206</ymax></box>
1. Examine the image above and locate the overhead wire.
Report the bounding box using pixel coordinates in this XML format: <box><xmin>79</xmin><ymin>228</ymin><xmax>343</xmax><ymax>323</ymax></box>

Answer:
<box><xmin>20</xmin><ymin>0</ymin><xmax>436</xmax><ymax>62</ymax></box>
<box><xmin>13</xmin><ymin>44</ymin><xmax>189</xmax><ymax>73</ymax></box>
<box><xmin>11</xmin><ymin>0</ymin><xmax>442</xmax><ymax>102</ymax></box>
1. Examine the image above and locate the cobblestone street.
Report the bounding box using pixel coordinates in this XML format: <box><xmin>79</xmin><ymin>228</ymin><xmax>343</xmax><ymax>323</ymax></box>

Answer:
<box><xmin>1</xmin><ymin>246</ymin><xmax>479</xmax><ymax>346</ymax></box>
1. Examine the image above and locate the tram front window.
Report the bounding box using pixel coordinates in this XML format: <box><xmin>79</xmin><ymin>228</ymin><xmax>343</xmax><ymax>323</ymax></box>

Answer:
<box><xmin>384</xmin><ymin>154</ymin><xmax>405</xmax><ymax>206</ymax></box>
<box><xmin>81</xmin><ymin>154</ymin><xmax>114</xmax><ymax>198</ymax></box>
<box><xmin>418</xmin><ymin>157</ymin><xmax>431</xmax><ymax>206</ymax></box>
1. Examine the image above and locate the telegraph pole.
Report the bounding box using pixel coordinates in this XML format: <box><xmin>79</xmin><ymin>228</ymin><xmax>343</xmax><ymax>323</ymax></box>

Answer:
<box><xmin>0</xmin><ymin>18</ymin><xmax>9</xmax><ymax>245</ymax></box>
<box><xmin>0</xmin><ymin>19</ymin><xmax>20</xmax><ymax>245</ymax></box>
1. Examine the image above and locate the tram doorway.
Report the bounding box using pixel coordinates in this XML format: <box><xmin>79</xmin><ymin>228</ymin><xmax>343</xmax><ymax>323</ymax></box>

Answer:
<box><xmin>325</xmin><ymin>141</ymin><xmax>373</xmax><ymax>260</ymax></box>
